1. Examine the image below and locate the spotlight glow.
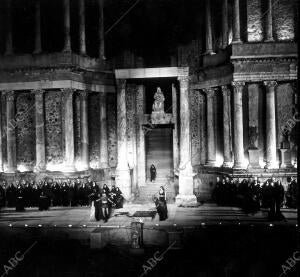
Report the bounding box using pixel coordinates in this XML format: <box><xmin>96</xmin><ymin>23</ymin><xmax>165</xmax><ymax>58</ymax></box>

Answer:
<box><xmin>17</xmin><ymin>164</ymin><xmax>29</xmax><ymax>172</ymax></box>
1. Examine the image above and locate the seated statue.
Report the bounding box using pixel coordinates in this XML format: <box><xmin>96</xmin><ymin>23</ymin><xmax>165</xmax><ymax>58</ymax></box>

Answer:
<box><xmin>152</xmin><ymin>87</ymin><xmax>165</xmax><ymax>112</ymax></box>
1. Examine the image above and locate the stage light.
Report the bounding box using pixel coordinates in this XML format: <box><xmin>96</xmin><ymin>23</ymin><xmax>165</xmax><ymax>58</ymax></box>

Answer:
<box><xmin>269</xmin><ymin>224</ymin><xmax>274</xmax><ymax>227</ymax></box>
<box><xmin>38</xmin><ymin>224</ymin><xmax>42</xmax><ymax>227</ymax></box>
<box><xmin>25</xmin><ymin>224</ymin><xmax>28</xmax><ymax>227</ymax></box>
<box><xmin>17</xmin><ymin>164</ymin><xmax>29</xmax><ymax>172</ymax></box>
<box><xmin>9</xmin><ymin>224</ymin><xmax>12</xmax><ymax>227</ymax></box>
<box><xmin>68</xmin><ymin>224</ymin><xmax>72</xmax><ymax>228</ymax></box>
<box><xmin>201</xmin><ymin>222</ymin><xmax>205</xmax><ymax>226</ymax></box>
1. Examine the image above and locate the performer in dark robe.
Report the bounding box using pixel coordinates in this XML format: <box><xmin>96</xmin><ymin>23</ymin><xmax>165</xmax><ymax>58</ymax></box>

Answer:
<box><xmin>31</xmin><ymin>183</ymin><xmax>40</xmax><ymax>207</ymax></box>
<box><xmin>102</xmin><ymin>184</ymin><xmax>110</xmax><ymax>196</ymax></box>
<box><xmin>115</xmin><ymin>187</ymin><xmax>124</xmax><ymax>209</ymax></box>
<box><xmin>273</xmin><ymin>178</ymin><xmax>285</xmax><ymax>220</ymax></box>
<box><xmin>150</xmin><ymin>164</ymin><xmax>156</xmax><ymax>182</ymax></box>
<box><xmin>6</xmin><ymin>183</ymin><xmax>16</xmax><ymax>207</ymax></box>
<box><xmin>0</xmin><ymin>183</ymin><xmax>5</xmax><ymax>208</ymax></box>
<box><xmin>23</xmin><ymin>181</ymin><xmax>32</xmax><ymax>207</ymax></box>
<box><xmin>61</xmin><ymin>181</ymin><xmax>70</xmax><ymax>206</ymax></box>
<box><xmin>52</xmin><ymin>181</ymin><xmax>61</xmax><ymax>206</ymax></box>
<box><xmin>157</xmin><ymin>186</ymin><xmax>168</xmax><ymax>220</ymax></box>
<box><xmin>15</xmin><ymin>184</ymin><xmax>25</xmax><ymax>212</ymax></box>
<box><xmin>38</xmin><ymin>191</ymin><xmax>50</xmax><ymax>211</ymax></box>
<box><xmin>286</xmin><ymin>177</ymin><xmax>297</xmax><ymax>208</ymax></box>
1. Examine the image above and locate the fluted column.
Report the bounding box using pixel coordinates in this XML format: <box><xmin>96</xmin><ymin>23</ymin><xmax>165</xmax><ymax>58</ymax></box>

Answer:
<box><xmin>172</xmin><ymin>83</ymin><xmax>179</xmax><ymax>169</ymax></box>
<box><xmin>79</xmin><ymin>0</ymin><xmax>87</xmax><ymax>55</ymax></box>
<box><xmin>99</xmin><ymin>92</ymin><xmax>108</xmax><ymax>168</ymax></box>
<box><xmin>205</xmin><ymin>0</ymin><xmax>214</xmax><ymax>55</ymax></box>
<box><xmin>98</xmin><ymin>0</ymin><xmax>105</xmax><ymax>62</ymax></box>
<box><xmin>63</xmin><ymin>0</ymin><xmax>71</xmax><ymax>52</ymax></box>
<box><xmin>80</xmin><ymin>90</ymin><xmax>89</xmax><ymax>170</ymax></box>
<box><xmin>176</xmin><ymin>74</ymin><xmax>197</xmax><ymax>205</ymax></box>
<box><xmin>34</xmin><ymin>0</ymin><xmax>42</xmax><ymax>54</ymax></box>
<box><xmin>232</xmin><ymin>82</ymin><xmax>245</xmax><ymax>168</ymax></box>
<box><xmin>115</xmin><ymin>80</ymin><xmax>131</xmax><ymax>199</ymax></box>
<box><xmin>203</xmin><ymin>88</ymin><xmax>216</xmax><ymax>166</ymax></box>
<box><xmin>62</xmin><ymin>88</ymin><xmax>75</xmax><ymax>171</ymax></box>
<box><xmin>265</xmin><ymin>0</ymin><xmax>274</xmax><ymax>42</ymax></box>
<box><xmin>5</xmin><ymin>0</ymin><xmax>13</xmax><ymax>55</ymax></box>
<box><xmin>221</xmin><ymin>85</ymin><xmax>232</xmax><ymax>167</ymax></box>
<box><xmin>264</xmin><ymin>81</ymin><xmax>277</xmax><ymax>168</ymax></box>
<box><xmin>0</xmin><ymin>93</ymin><xmax>3</xmax><ymax>172</ymax></box>
<box><xmin>232</xmin><ymin>0</ymin><xmax>242</xmax><ymax>44</ymax></box>
<box><xmin>33</xmin><ymin>89</ymin><xmax>46</xmax><ymax>172</ymax></box>
<box><xmin>5</xmin><ymin>91</ymin><xmax>16</xmax><ymax>173</ymax></box>
<box><xmin>222</xmin><ymin>0</ymin><xmax>229</xmax><ymax>49</ymax></box>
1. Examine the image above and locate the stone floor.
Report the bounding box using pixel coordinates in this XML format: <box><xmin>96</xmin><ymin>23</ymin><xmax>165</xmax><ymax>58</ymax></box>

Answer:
<box><xmin>0</xmin><ymin>203</ymin><xmax>297</xmax><ymax>229</ymax></box>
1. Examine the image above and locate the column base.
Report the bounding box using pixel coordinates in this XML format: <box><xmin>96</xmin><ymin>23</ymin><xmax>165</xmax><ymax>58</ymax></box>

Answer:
<box><xmin>233</xmin><ymin>162</ymin><xmax>245</xmax><ymax>169</ymax></box>
<box><xmin>265</xmin><ymin>38</ymin><xmax>275</xmax><ymax>43</ymax></box>
<box><xmin>222</xmin><ymin>161</ymin><xmax>232</xmax><ymax>168</ymax></box>
<box><xmin>64</xmin><ymin>164</ymin><xmax>76</xmax><ymax>172</ymax></box>
<box><xmin>205</xmin><ymin>160</ymin><xmax>216</xmax><ymax>167</ymax></box>
<box><xmin>6</xmin><ymin>167</ymin><xmax>16</xmax><ymax>174</ymax></box>
<box><xmin>264</xmin><ymin>162</ymin><xmax>277</xmax><ymax>169</ymax></box>
<box><xmin>34</xmin><ymin>165</ymin><xmax>46</xmax><ymax>173</ymax></box>
<box><xmin>115</xmin><ymin>168</ymin><xmax>131</xmax><ymax>200</ymax></box>
<box><xmin>204</xmin><ymin>50</ymin><xmax>216</xmax><ymax>55</ymax></box>
<box><xmin>175</xmin><ymin>194</ymin><xmax>197</xmax><ymax>206</ymax></box>
<box><xmin>232</xmin><ymin>39</ymin><xmax>242</xmax><ymax>44</ymax></box>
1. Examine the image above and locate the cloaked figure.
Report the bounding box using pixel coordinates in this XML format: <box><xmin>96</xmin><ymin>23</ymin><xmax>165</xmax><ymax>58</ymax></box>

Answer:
<box><xmin>6</xmin><ymin>183</ymin><xmax>16</xmax><ymax>207</ymax></box>
<box><xmin>150</xmin><ymin>164</ymin><xmax>156</xmax><ymax>182</ymax></box>
<box><xmin>15</xmin><ymin>184</ymin><xmax>25</xmax><ymax>212</ymax></box>
<box><xmin>0</xmin><ymin>182</ymin><xmax>6</xmax><ymax>207</ymax></box>
<box><xmin>115</xmin><ymin>187</ymin><xmax>124</xmax><ymax>209</ymax></box>
<box><xmin>39</xmin><ymin>191</ymin><xmax>50</xmax><ymax>211</ymax></box>
<box><xmin>154</xmin><ymin>186</ymin><xmax>168</xmax><ymax>221</ymax></box>
<box><xmin>102</xmin><ymin>184</ymin><xmax>110</xmax><ymax>196</ymax></box>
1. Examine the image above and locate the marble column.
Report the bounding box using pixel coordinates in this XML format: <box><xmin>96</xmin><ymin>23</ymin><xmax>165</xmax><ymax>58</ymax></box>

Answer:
<box><xmin>203</xmin><ymin>88</ymin><xmax>216</xmax><ymax>166</ymax></box>
<box><xmin>264</xmin><ymin>81</ymin><xmax>277</xmax><ymax>168</ymax></box>
<box><xmin>232</xmin><ymin>0</ymin><xmax>242</xmax><ymax>44</ymax></box>
<box><xmin>5</xmin><ymin>0</ymin><xmax>13</xmax><ymax>56</ymax></box>
<box><xmin>232</xmin><ymin>82</ymin><xmax>245</xmax><ymax>168</ymax></box>
<box><xmin>63</xmin><ymin>0</ymin><xmax>71</xmax><ymax>52</ymax></box>
<box><xmin>172</xmin><ymin>83</ymin><xmax>179</xmax><ymax>169</ymax></box>
<box><xmin>222</xmin><ymin>0</ymin><xmax>229</xmax><ymax>49</ymax></box>
<box><xmin>79</xmin><ymin>0</ymin><xmax>87</xmax><ymax>55</ymax></box>
<box><xmin>176</xmin><ymin>75</ymin><xmax>197</xmax><ymax>205</ymax></box>
<box><xmin>62</xmin><ymin>88</ymin><xmax>75</xmax><ymax>171</ymax></box>
<box><xmin>221</xmin><ymin>85</ymin><xmax>232</xmax><ymax>167</ymax></box>
<box><xmin>265</xmin><ymin>0</ymin><xmax>274</xmax><ymax>42</ymax></box>
<box><xmin>205</xmin><ymin>0</ymin><xmax>214</xmax><ymax>55</ymax></box>
<box><xmin>80</xmin><ymin>90</ymin><xmax>89</xmax><ymax>170</ymax></box>
<box><xmin>99</xmin><ymin>92</ymin><xmax>108</xmax><ymax>168</ymax></box>
<box><xmin>33</xmin><ymin>89</ymin><xmax>46</xmax><ymax>172</ymax></box>
<box><xmin>98</xmin><ymin>0</ymin><xmax>105</xmax><ymax>62</ymax></box>
<box><xmin>115</xmin><ymin>80</ymin><xmax>131</xmax><ymax>199</ymax></box>
<box><xmin>0</xmin><ymin>93</ymin><xmax>3</xmax><ymax>172</ymax></box>
<box><xmin>136</xmin><ymin>85</ymin><xmax>146</xmax><ymax>186</ymax></box>
<box><xmin>5</xmin><ymin>91</ymin><xmax>17</xmax><ymax>173</ymax></box>
<box><xmin>34</xmin><ymin>0</ymin><xmax>42</xmax><ymax>54</ymax></box>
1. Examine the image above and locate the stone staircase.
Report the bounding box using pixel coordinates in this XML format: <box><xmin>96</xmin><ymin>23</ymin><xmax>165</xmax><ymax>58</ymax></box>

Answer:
<box><xmin>135</xmin><ymin>177</ymin><xmax>176</xmax><ymax>203</ymax></box>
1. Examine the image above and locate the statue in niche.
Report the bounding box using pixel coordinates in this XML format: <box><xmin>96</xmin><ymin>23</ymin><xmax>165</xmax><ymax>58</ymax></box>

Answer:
<box><xmin>152</xmin><ymin>87</ymin><xmax>165</xmax><ymax>112</ymax></box>
<box><xmin>248</xmin><ymin>126</ymin><xmax>258</xmax><ymax>149</ymax></box>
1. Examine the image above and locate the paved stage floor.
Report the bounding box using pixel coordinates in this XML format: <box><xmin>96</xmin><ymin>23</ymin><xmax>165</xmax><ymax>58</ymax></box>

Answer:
<box><xmin>0</xmin><ymin>203</ymin><xmax>297</xmax><ymax>229</ymax></box>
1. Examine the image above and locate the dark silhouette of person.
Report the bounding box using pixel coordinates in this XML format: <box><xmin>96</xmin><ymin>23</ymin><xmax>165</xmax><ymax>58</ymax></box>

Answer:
<box><xmin>150</xmin><ymin>164</ymin><xmax>156</xmax><ymax>182</ymax></box>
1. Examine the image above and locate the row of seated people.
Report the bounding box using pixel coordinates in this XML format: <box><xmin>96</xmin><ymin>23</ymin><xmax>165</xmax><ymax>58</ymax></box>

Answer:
<box><xmin>0</xmin><ymin>179</ymin><xmax>124</xmax><ymax>212</ymax></box>
<box><xmin>212</xmin><ymin>176</ymin><xmax>297</xmax><ymax>220</ymax></box>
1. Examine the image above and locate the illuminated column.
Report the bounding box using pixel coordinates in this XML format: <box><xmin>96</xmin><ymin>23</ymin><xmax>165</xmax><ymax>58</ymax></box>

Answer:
<box><xmin>264</xmin><ymin>81</ymin><xmax>277</xmax><ymax>168</ymax></box>
<box><xmin>172</xmin><ymin>83</ymin><xmax>179</xmax><ymax>169</ymax></box>
<box><xmin>98</xmin><ymin>0</ymin><xmax>105</xmax><ymax>62</ymax></box>
<box><xmin>176</xmin><ymin>73</ymin><xmax>197</xmax><ymax>205</ymax></box>
<box><xmin>33</xmin><ymin>89</ymin><xmax>46</xmax><ymax>172</ymax></box>
<box><xmin>232</xmin><ymin>0</ymin><xmax>242</xmax><ymax>43</ymax></box>
<box><xmin>0</xmin><ymin>93</ymin><xmax>3</xmax><ymax>172</ymax></box>
<box><xmin>221</xmin><ymin>85</ymin><xmax>232</xmax><ymax>167</ymax></box>
<box><xmin>79</xmin><ymin>0</ymin><xmax>86</xmax><ymax>55</ymax></box>
<box><xmin>205</xmin><ymin>0</ymin><xmax>214</xmax><ymax>54</ymax></box>
<box><xmin>5</xmin><ymin>91</ymin><xmax>16</xmax><ymax>173</ymax></box>
<box><xmin>4</xmin><ymin>0</ymin><xmax>13</xmax><ymax>55</ymax></box>
<box><xmin>222</xmin><ymin>0</ymin><xmax>229</xmax><ymax>48</ymax></box>
<box><xmin>265</xmin><ymin>0</ymin><xmax>274</xmax><ymax>42</ymax></box>
<box><xmin>34</xmin><ymin>0</ymin><xmax>42</xmax><ymax>54</ymax></box>
<box><xmin>203</xmin><ymin>88</ymin><xmax>216</xmax><ymax>166</ymax></box>
<box><xmin>62</xmin><ymin>88</ymin><xmax>75</xmax><ymax>171</ymax></box>
<box><xmin>232</xmin><ymin>82</ymin><xmax>245</xmax><ymax>168</ymax></box>
<box><xmin>63</xmin><ymin>0</ymin><xmax>71</xmax><ymax>52</ymax></box>
<box><xmin>115</xmin><ymin>80</ymin><xmax>131</xmax><ymax>199</ymax></box>
<box><xmin>80</xmin><ymin>90</ymin><xmax>89</xmax><ymax>170</ymax></box>
<box><xmin>99</xmin><ymin>92</ymin><xmax>108</xmax><ymax>168</ymax></box>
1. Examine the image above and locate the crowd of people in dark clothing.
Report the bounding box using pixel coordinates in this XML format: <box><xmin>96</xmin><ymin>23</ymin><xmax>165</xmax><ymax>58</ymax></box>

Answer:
<box><xmin>0</xmin><ymin>178</ymin><xmax>124</xmax><ymax>216</ymax></box>
<box><xmin>212</xmin><ymin>176</ymin><xmax>298</xmax><ymax>220</ymax></box>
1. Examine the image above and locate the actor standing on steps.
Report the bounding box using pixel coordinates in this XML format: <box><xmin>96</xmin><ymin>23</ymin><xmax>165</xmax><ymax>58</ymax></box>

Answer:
<box><xmin>150</xmin><ymin>164</ymin><xmax>156</xmax><ymax>182</ymax></box>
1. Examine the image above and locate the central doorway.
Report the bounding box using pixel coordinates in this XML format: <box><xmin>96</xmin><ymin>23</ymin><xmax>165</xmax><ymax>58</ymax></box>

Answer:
<box><xmin>145</xmin><ymin>127</ymin><xmax>174</xmax><ymax>182</ymax></box>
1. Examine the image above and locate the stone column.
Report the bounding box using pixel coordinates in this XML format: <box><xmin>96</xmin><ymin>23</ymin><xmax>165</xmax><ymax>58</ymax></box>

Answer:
<box><xmin>98</xmin><ymin>0</ymin><xmax>105</xmax><ymax>62</ymax></box>
<box><xmin>34</xmin><ymin>0</ymin><xmax>42</xmax><ymax>54</ymax></box>
<box><xmin>0</xmin><ymin>93</ymin><xmax>3</xmax><ymax>172</ymax></box>
<box><xmin>5</xmin><ymin>0</ymin><xmax>13</xmax><ymax>55</ymax></box>
<box><xmin>115</xmin><ymin>80</ymin><xmax>131</xmax><ymax>199</ymax></box>
<box><xmin>136</xmin><ymin>84</ymin><xmax>146</xmax><ymax>186</ymax></box>
<box><xmin>222</xmin><ymin>0</ymin><xmax>229</xmax><ymax>49</ymax></box>
<box><xmin>205</xmin><ymin>0</ymin><xmax>214</xmax><ymax>55</ymax></box>
<box><xmin>99</xmin><ymin>92</ymin><xmax>108</xmax><ymax>168</ymax></box>
<box><xmin>63</xmin><ymin>0</ymin><xmax>71</xmax><ymax>52</ymax></box>
<box><xmin>264</xmin><ymin>81</ymin><xmax>277</xmax><ymax>168</ymax></box>
<box><xmin>232</xmin><ymin>82</ymin><xmax>245</xmax><ymax>168</ymax></box>
<box><xmin>232</xmin><ymin>0</ymin><xmax>242</xmax><ymax>44</ymax></box>
<box><xmin>221</xmin><ymin>85</ymin><xmax>232</xmax><ymax>167</ymax></box>
<box><xmin>80</xmin><ymin>90</ymin><xmax>89</xmax><ymax>170</ymax></box>
<box><xmin>172</xmin><ymin>83</ymin><xmax>179</xmax><ymax>169</ymax></box>
<box><xmin>265</xmin><ymin>0</ymin><xmax>274</xmax><ymax>42</ymax></box>
<box><xmin>203</xmin><ymin>88</ymin><xmax>216</xmax><ymax>166</ymax></box>
<box><xmin>62</xmin><ymin>88</ymin><xmax>75</xmax><ymax>171</ymax></box>
<box><xmin>176</xmin><ymin>74</ymin><xmax>197</xmax><ymax>205</ymax></box>
<box><xmin>79</xmin><ymin>0</ymin><xmax>87</xmax><ymax>55</ymax></box>
<box><xmin>33</xmin><ymin>89</ymin><xmax>46</xmax><ymax>172</ymax></box>
<box><xmin>5</xmin><ymin>91</ymin><xmax>16</xmax><ymax>173</ymax></box>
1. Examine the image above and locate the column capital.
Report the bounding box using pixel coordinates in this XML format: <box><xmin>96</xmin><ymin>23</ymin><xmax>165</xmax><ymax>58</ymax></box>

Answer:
<box><xmin>232</xmin><ymin>81</ymin><xmax>245</xmax><ymax>89</ymax></box>
<box><xmin>61</xmin><ymin>88</ymin><xmax>75</xmax><ymax>97</ymax></box>
<box><xmin>203</xmin><ymin>87</ymin><xmax>217</xmax><ymax>97</ymax></box>
<box><xmin>221</xmin><ymin>85</ymin><xmax>231</xmax><ymax>95</ymax></box>
<box><xmin>263</xmin><ymin>80</ymin><xmax>278</xmax><ymax>88</ymax></box>
<box><xmin>79</xmin><ymin>90</ymin><xmax>89</xmax><ymax>100</ymax></box>
<box><xmin>31</xmin><ymin>88</ymin><xmax>45</xmax><ymax>96</ymax></box>
<box><xmin>3</xmin><ymin>90</ymin><xmax>15</xmax><ymax>101</ymax></box>
<box><xmin>116</xmin><ymin>79</ymin><xmax>126</xmax><ymax>90</ymax></box>
<box><xmin>177</xmin><ymin>75</ymin><xmax>190</xmax><ymax>84</ymax></box>
<box><xmin>99</xmin><ymin>91</ymin><xmax>107</xmax><ymax>98</ymax></box>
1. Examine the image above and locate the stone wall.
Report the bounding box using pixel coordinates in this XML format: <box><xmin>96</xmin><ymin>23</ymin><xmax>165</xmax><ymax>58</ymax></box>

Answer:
<box><xmin>107</xmin><ymin>93</ymin><xmax>118</xmax><ymax>168</ymax></box>
<box><xmin>247</xmin><ymin>0</ymin><xmax>263</xmax><ymax>42</ymax></box>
